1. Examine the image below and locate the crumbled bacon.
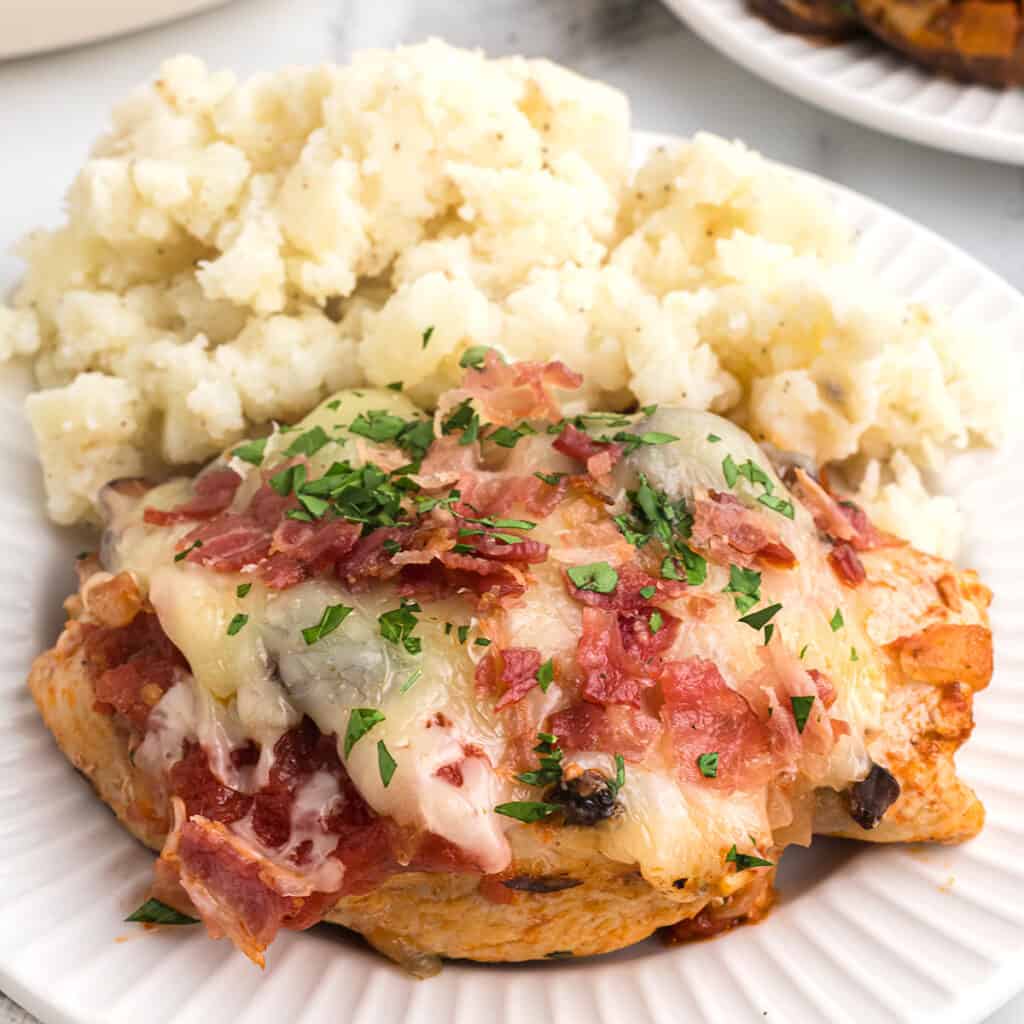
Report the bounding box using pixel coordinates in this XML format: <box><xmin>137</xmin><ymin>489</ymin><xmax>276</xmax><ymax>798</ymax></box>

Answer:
<box><xmin>565</xmin><ymin>565</ymin><xmax>681</xmax><ymax>679</ymax></box>
<box><xmin>144</xmin><ymin>468</ymin><xmax>242</xmax><ymax>526</ymax></box>
<box><xmin>457</xmin><ymin>351</ymin><xmax>582</xmax><ymax>426</ymax></box>
<box><xmin>660</xmin><ymin>658</ymin><xmax>773</xmax><ymax>790</ymax></box>
<box><xmin>829</xmin><ymin>541</ymin><xmax>866</xmax><ymax>587</ymax></box>
<box><xmin>475</xmin><ymin>647</ymin><xmax>543</xmax><ymax>710</ymax></box>
<box><xmin>793</xmin><ymin>468</ymin><xmax>884</xmax><ymax>551</ymax></box>
<box><xmin>549</xmin><ymin>702</ymin><xmax>661</xmax><ymax>760</ymax></box>
<box><xmin>690</xmin><ymin>491</ymin><xmax>796</xmax><ymax>569</ymax></box>
<box><xmin>577</xmin><ymin>606</ymin><xmax>657</xmax><ymax>707</ymax></box>
<box><xmin>553</xmin><ymin>423</ymin><xmax>624</xmax><ymax>480</ymax></box>
<box><xmin>85</xmin><ymin>612</ymin><xmax>189</xmax><ymax>730</ymax></box>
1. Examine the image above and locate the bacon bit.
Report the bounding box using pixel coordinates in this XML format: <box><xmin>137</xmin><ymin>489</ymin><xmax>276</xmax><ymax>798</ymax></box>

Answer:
<box><xmin>553</xmin><ymin>423</ymin><xmax>624</xmax><ymax>480</ymax></box>
<box><xmin>829</xmin><ymin>542</ymin><xmax>866</xmax><ymax>587</ymax></box>
<box><xmin>182</xmin><ymin>516</ymin><xmax>272</xmax><ymax>572</ymax></box>
<box><xmin>566</xmin><ymin>565</ymin><xmax>687</xmax><ymax>613</ymax></box>
<box><xmin>577</xmin><ymin>606</ymin><xmax>655</xmax><ymax>707</ymax></box>
<box><xmin>475</xmin><ymin>647</ymin><xmax>543</xmax><ymax>710</ymax></box>
<box><xmin>144</xmin><ymin>468</ymin><xmax>242</xmax><ymax>526</ymax></box>
<box><xmin>434</xmin><ymin>762</ymin><xmax>464</xmax><ymax>787</ymax></box>
<box><xmin>464</xmin><ymin>534</ymin><xmax>549</xmax><ymax>564</ymax></box>
<box><xmin>691</xmin><ymin>491</ymin><xmax>796</xmax><ymax>570</ymax></box>
<box><xmin>754</xmin><ymin>645</ymin><xmax>836</xmax><ymax>767</ymax></box>
<box><xmin>807</xmin><ymin>669</ymin><xmax>837</xmax><ymax>709</ymax></box>
<box><xmin>793</xmin><ymin>468</ymin><xmax>885</xmax><ymax>551</ymax></box>
<box><xmin>85</xmin><ymin>612</ymin><xmax>188</xmax><ymax>730</ymax></box>
<box><xmin>458</xmin><ymin>351</ymin><xmax>582</xmax><ymax>426</ymax></box>
<box><xmin>459</xmin><ymin>472</ymin><xmax>572</xmax><ymax>520</ymax></box>
<box><xmin>660</xmin><ymin>658</ymin><xmax>773</xmax><ymax>789</ymax></box>
<box><xmin>549</xmin><ymin>702</ymin><xmax>661</xmax><ymax>760</ymax></box>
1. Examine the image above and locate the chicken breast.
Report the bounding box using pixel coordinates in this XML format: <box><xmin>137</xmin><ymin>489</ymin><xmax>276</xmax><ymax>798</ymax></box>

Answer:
<box><xmin>28</xmin><ymin>355</ymin><xmax>992</xmax><ymax>970</ymax></box>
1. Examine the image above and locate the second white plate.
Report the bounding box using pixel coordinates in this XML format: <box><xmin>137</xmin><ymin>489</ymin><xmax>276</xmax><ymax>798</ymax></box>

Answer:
<box><xmin>664</xmin><ymin>0</ymin><xmax>1024</xmax><ymax>165</ymax></box>
<box><xmin>0</xmin><ymin>132</ymin><xmax>1023</xmax><ymax>1024</ymax></box>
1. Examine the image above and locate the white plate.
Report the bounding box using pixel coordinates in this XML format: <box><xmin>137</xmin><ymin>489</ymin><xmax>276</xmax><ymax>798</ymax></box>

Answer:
<box><xmin>663</xmin><ymin>0</ymin><xmax>1024</xmax><ymax>165</ymax></box>
<box><xmin>1</xmin><ymin>132</ymin><xmax>1022</xmax><ymax>1024</ymax></box>
<box><xmin>0</xmin><ymin>1</ymin><xmax>233</xmax><ymax>61</ymax></box>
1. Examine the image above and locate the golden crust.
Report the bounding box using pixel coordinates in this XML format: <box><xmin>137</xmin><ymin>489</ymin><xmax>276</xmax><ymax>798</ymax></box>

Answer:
<box><xmin>28</xmin><ymin>610</ymin><xmax>729</xmax><ymax>963</ymax></box>
<box><xmin>814</xmin><ymin>544</ymin><xmax>990</xmax><ymax>845</ymax></box>
<box><xmin>29</xmin><ymin>533</ymin><xmax>993</xmax><ymax>964</ymax></box>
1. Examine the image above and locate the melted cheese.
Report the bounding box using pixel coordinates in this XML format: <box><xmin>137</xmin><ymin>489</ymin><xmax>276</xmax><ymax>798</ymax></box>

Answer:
<box><xmin>105</xmin><ymin>388</ymin><xmax>892</xmax><ymax>891</ymax></box>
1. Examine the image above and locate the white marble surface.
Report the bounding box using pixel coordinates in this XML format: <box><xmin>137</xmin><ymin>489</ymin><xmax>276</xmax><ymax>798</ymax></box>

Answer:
<box><xmin>0</xmin><ymin>1</ymin><xmax>1020</xmax><ymax>1021</ymax></box>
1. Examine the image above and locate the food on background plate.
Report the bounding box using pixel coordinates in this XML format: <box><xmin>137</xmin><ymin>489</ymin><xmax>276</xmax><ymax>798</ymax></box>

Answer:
<box><xmin>30</xmin><ymin>354</ymin><xmax>993</xmax><ymax>970</ymax></box>
<box><xmin>0</xmin><ymin>42</ymin><xmax>1005</xmax><ymax>561</ymax></box>
<box><xmin>748</xmin><ymin>0</ymin><xmax>1024</xmax><ymax>88</ymax></box>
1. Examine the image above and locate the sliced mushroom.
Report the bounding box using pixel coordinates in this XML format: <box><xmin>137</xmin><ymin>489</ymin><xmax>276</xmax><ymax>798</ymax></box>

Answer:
<box><xmin>545</xmin><ymin>768</ymin><xmax>621</xmax><ymax>827</ymax></box>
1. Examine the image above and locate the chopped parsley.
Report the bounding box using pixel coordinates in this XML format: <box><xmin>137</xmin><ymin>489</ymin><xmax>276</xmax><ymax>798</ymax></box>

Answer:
<box><xmin>269</xmin><ymin>463</ymin><xmax>306</xmax><ymax>497</ymax></box>
<box><xmin>494</xmin><ymin>801</ymin><xmax>560</xmax><ymax>824</ymax></box>
<box><xmin>516</xmin><ymin>732</ymin><xmax>563</xmax><ymax>787</ymax></box>
<box><xmin>440</xmin><ymin>398</ymin><xmax>481</xmax><ymax>447</ymax></box>
<box><xmin>791</xmin><ymin>695</ymin><xmax>815</xmax><ymax>734</ymax></box>
<box><xmin>639</xmin><ymin>585</ymin><xmax>656</xmax><ymax>600</ymax></box>
<box><xmin>284</xmin><ymin>426</ymin><xmax>330</xmax><ymax>458</ymax></box>
<box><xmin>382</xmin><ymin>538</ymin><xmax>402</xmax><ymax>555</ymax></box>
<box><xmin>226</xmin><ymin>613</ymin><xmax>248</xmax><ymax>636</ymax></box>
<box><xmin>456</xmin><ymin>625</ymin><xmax>470</xmax><ymax>644</ymax></box>
<box><xmin>379</xmin><ymin>599</ymin><xmax>422</xmax><ymax>655</ymax></box>
<box><xmin>850</xmin><ymin>646</ymin><xmax>859</xmax><ymax>662</ymax></box>
<box><xmin>722</xmin><ymin>454</ymin><xmax>739</xmax><ymax>488</ymax></box>
<box><xmin>609</xmin><ymin>753</ymin><xmax>626</xmax><ymax>797</ymax></box>
<box><xmin>734</xmin><ymin>458</ymin><xmax>774</xmax><ymax>492</ymax></box>
<box><xmin>707</xmin><ymin>433</ymin><xmax>721</xmax><ymax>443</ymax></box>
<box><xmin>486</xmin><ymin>423</ymin><xmax>535</xmax><ymax>448</ymax></box>
<box><xmin>764</xmin><ymin>623</ymin><xmax>775</xmax><ymax>645</ymax></box>
<box><xmin>126</xmin><ymin>899</ymin><xmax>198</xmax><ymax>926</ymax></box>
<box><xmin>386</xmin><ymin>381</ymin><xmax>403</xmax><ymax>391</ymax></box>
<box><xmin>614</xmin><ymin>472</ymin><xmax>707</xmax><ymax>586</ymax></box>
<box><xmin>464</xmin><ymin>515</ymin><xmax>536</xmax><ymax>531</ymax></box>
<box><xmin>400</xmin><ymin>668</ymin><xmax>422</xmax><ymax>694</ymax></box>
<box><xmin>301</xmin><ymin>603</ymin><xmax>353</xmax><ymax>645</ymax></box>
<box><xmin>378</xmin><ymin>740</ymin><xmax>397</xmax><ymax>787</ymax></box>
<box><xmin>416</xmin><ymin>489</ymin><xmax>461</xmax><ymax>514</ymax></box>
<box><xmin>566</xmin><ymin>561</ymin><xmax>619</xmax><ymax>594</ymax></box>
<box><xmin>799</xmin><ymin>644</ymin><xmax>809</xmax><ymax>660</ymax></box>
<box><xmin>326</xmin><ymin>399</ymin><xmax>342</xmax><ymax>411</ymax></box>
<box><xmin>597</xmin><ymin>430</ymin><xmax>679</xmax><ymax>454</ymax></box>
<box><xmin>459</xmin><ymin>345</ymin><xmax>495</xmax><ymax>370</ymax></box>
<box><xmin>297</xmin><ymin>493</ymin><xmax>330</xmax><ymax>519</ymax></box>
<box><xmin>697</xmin><ymin>752</ymin><xmax>719</xmax><ymax>779</ymax></box>
<box><xmin>723</xmin><ymin>564</ymin><xmax>762</xmax><ymax>614</ymax></box>
<box><xmin>236</xmin><ymin>583</ymin><xmax>252</xmax><ymax>598</ymax></box>
<box><xmin>758</xmin><ymin>493</ymin><xmax>795</xmax><ymax>519</ymax></box>
<box><xmin>458</xmin><ymin>527</ymin><xmax>523</xmax><ymax>545</ymax></box>
<box><xmin>534</xmin><ymin>471</ymin><xmax>566</xmax><ymax>486</ymax></box>
<box><xmin>297</xmin><ymin>461</ymin><xmax>408</xmax><ymax>531</ymax></box>
<box><xmin>232</xmin><ymin>437</ymin><xmax>268</xmax><ymax>466</ymax></box>
<box><xmin>536</xmin><ymin>659</ymin><xmax>555</xmax><ymax>692</ymax></box>
<box><xmin>830</xmin><ymin>608</ymin><xmax>844</xmax><ymax>632</ymax></box>
<box><xmin>348</xmin><ymin>410</ymin><xmax>407</xmax><ymax>444</ymax></box>
<box><xmin>726</xmin><ymin>845</ymin><xmax>774</xmax><ymax>871</ymax></box>
<box><xmin>649</xmin><ymin>610</ymin><xmax>664</xmax><ymax>634</ymax></box>
<box><xmin>421</xmin><ymin>325</ymin><xmax>434</xmax><ymax>349</ymax></box>
<box><xmin>174</xmin><ymin>539</ymin><xmax>202</xmax><ymax>563</ymax></box>
<box><xmin>474</xmin><ymin>637</ymin><xmax>491</xmax><ymax>647</ymax></box>
<box><xmin>343</xmin><ymin>708</ymin><xmax>385</xmax><ymax>758</ymax></box>
<box><xmin>737</xmin><ymin>602</ymin><xmax>782</xmax><ymax>632</ymax></box>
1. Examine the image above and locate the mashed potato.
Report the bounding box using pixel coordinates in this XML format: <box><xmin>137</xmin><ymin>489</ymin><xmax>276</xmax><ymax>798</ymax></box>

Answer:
<box><xmin>0</xmin><ymin>41</ymin><xmax>1006</xmax><ymax>555</ymax></box>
